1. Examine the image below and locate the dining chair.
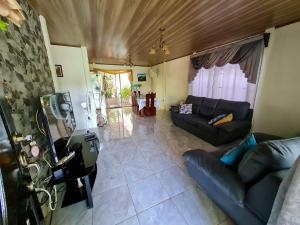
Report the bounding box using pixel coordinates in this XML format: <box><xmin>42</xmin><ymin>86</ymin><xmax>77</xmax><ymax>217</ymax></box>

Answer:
<box><xmin>131</xmin><ymin>91</ymin><xmax>138</xmax><ymax>113</ymax></box>
<box><xmin>144</xmin><ymin>93</ymin><xmax>156</xmax><ymax>116</ymax></box>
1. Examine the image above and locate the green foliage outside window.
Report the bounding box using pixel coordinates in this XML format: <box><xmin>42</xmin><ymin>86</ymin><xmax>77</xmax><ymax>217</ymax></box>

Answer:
<box><xmin>0</xmin><ymin>20</ymin><xmax>9</xmax><ymax>32</ymax></box>
<box><xmin>121</xmin><ymin>87</ymin><xmax>131</xmax><ymax>99</ymax></box>
<box><xmin>104</xmin><ymin>90</ymin><xmax>113</xmax><ymax>98</ymax></box>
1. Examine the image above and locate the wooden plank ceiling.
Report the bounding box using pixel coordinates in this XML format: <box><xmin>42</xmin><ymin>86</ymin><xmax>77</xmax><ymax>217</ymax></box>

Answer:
<box><xmin>29</xmin><ymin>0</ymin><xmax>300</xmax><ymax>66</ymax></box>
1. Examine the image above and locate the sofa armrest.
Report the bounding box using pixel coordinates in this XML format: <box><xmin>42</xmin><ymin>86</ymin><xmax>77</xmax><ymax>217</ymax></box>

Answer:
<box><xmin>218</xmin><ymin>120</ymin><xmax>251</xmax><ymax>133</ymax></box>
<box><xmin>169</xmin><ymin>105</ymin><xmax>180</xmax><ymax>113</ymax></box>
<box><xmin>245</xmin><ymin>170</ymin><xmax>288</xmax><ymax>223</ymax></box>
<box><xmin>183</xmin><ymin>149</ymin><xmax>245</xmax><ymax>206</ymax></box>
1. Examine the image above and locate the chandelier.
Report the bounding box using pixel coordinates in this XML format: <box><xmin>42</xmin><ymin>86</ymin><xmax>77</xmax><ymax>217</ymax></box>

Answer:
<box><xmin>124</xmin><ymin>53</ymin><xmax>134</xmax><ymax>67</ymax></box>
<box><xmin>149</xmin><ymin>28</ymin><xmax>170</xmax><ymax>55</ymax></box>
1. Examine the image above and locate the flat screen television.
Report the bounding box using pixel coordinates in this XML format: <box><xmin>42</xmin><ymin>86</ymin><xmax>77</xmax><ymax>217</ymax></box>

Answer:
<box><xmin>39</xmin><ymin>92</ymin><xmax>76</xmax><ymax>164</ymax></box>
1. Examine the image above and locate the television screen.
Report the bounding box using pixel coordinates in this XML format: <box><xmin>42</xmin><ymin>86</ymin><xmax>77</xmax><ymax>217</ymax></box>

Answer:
<box><xmin>40</xmin><ymin>92</ymin><xmax>76</xmax><ymax>163</ymax></box>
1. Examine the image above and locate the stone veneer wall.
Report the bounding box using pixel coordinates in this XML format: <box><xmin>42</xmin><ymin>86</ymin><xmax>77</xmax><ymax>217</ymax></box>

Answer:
<box><xmin>0</xmin><ymin>0</ymin><xmax>54</xmax><ymax>145</ymax></box>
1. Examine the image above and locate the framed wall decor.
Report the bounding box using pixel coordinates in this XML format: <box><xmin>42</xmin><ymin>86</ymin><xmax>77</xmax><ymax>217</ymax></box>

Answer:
<box><xmin>137</xmin><ymin>73</ymin><xmax>146</xmax><ymax>82</ymax></box>
<box><xmin>55</xmin><ymin>65</ymin><xmax>63</xmax><ymax>77</ymax></box>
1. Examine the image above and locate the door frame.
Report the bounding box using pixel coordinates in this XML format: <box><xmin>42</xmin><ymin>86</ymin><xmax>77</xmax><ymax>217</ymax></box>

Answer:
<box><xmin>94</xmin><ymin>69</ymin><xmax>133</xmax><ymax>109</ymax></box>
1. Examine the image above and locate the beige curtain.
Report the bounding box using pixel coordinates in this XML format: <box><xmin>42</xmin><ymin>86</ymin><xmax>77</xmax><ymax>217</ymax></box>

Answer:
<box><xmin>92</xmin><ymin>69</ymin><xmax>133</xmax><ymax>83</ymax></box>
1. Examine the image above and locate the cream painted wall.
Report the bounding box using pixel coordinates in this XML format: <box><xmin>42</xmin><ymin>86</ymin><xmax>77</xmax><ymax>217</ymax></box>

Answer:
<box><xmin>253</xmin><ymin>22</ymin><xmax>300</xmax><ymax>137</ymax></box>
<box><xmin>92</xmin><ymin>64</ymin><xmax>151</xmax><ymax>94</ymax></box>
<box><xmin>151</xmin><ymin>63</ymin><xmax>165</xmax><ymax>109</ymax></box>
<box><xmin>151</xmin><ymin>56</ymin><xmax>190</xmax><ymax>110</ymax></box>
<box><xmin>51</xmin><ymin>45</ymin><xmax>97</xmax><ymax>130</ymax></box>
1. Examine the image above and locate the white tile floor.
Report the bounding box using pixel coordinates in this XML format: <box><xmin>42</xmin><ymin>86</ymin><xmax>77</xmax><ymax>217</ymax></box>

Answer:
<box><xmin>50</xmin><ymin>108</ymin><xmax>236</xmax><ymax>225</ymax></box>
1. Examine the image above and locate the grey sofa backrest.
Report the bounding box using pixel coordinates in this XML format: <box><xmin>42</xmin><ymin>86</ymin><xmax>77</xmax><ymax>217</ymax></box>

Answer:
<box><xmin>214</xmin><ymin>99</ymin><xmax>250</xmax><ymax>120</ymax></box>
<box><xmin>198</xmin><ymin>97</ymin><xmax>219</xmax><ymax>117</ymax></box>
<box><xmin>185</xmin><ymin>95</ymin><xmax>203</xmax><ymax>105</ymax></box>
<box><xmin>185</xmin><ymin>95</ymin><xmax>251</xmax><ymax>120</ymax></box>
<box><xmin>238</xmin><ymin>137</ymin><xmax>300</xmax><ymax>183</ymax></box>
<box><xmin>185</xmin><ymin>95</ymin><xmax>204</xmax><ymax>114</ymax></box>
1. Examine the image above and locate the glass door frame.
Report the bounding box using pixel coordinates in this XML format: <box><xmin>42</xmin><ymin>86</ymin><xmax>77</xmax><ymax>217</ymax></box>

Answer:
<box><xmin>101</xmin><ymin>70</ymin><xmax>133</xmax><ymax>109</ymax></box>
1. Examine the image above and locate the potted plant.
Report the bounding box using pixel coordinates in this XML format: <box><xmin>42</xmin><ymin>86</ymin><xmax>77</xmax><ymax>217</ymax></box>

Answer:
<box><xmin>132</xmin><ymin>83</ymin><xmax>142</xmax><ymax>91</ymax></box>
<box><xmin>132</xmin><ymin>83</ymin><xmax>142</xmax><ymax>97</ymax></box>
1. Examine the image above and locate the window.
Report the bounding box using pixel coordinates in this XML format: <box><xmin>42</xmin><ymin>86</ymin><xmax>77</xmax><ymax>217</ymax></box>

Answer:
<box><xmin>189</xmin><ymin>64</ymin><xmax>256</xmax><ymax>106</ymax></box>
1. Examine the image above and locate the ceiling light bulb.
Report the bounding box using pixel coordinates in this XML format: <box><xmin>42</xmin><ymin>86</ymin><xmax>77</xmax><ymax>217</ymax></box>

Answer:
<box><xmin>149</xmin><ymin>47</ymin><xmax>156</xmax><ymax>55</ymax></box>
<box><xmin>164</xmin><ymin>46</ymin><xmax>170</xmax><ymax>55</ymax></box>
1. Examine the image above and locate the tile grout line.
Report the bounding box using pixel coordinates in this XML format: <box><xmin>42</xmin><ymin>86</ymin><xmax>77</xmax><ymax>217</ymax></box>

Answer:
<box><xmin>171</xmin><ymin>191</ymin><xmax>194</xmax><ymax>225</ymax></box>
<box><xmin>87</xmin><ymin>109</ymin><xmax>223</xmax><ymax>225</ymax></box>
<box><xmin>171</xmin><ymin>197</ymin><xmax>190</xmax><ymax>225</ymax></box>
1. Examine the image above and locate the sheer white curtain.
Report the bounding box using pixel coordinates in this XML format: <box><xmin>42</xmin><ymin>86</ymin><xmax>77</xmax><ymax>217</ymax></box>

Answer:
<box><xmin>189</xmin><ymin>64</ymin><xmax>256</xmax><ymax>106</ymax></box>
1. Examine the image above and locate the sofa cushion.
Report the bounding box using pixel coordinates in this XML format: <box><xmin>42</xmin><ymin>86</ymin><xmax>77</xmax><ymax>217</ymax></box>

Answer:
<box><xmin>238</xmin><ymin>137</ymin><xmax>300</xmax><ymax>183</ymax></box>
<box><xmin>183</xmin><ymin>150</ymin><xmax>246</xmax><ymax>206</ymax></box>
<box><xmin>245</xmin><ymin>170</ymin><xmax>287</xmax><ymax>224</ymax></box>
<box><xmin>218</xmin><ymin>121</ymin><xmax>251</xmax><ymax>133</ymax></box>
<box><xmin>185</xmin><ymin>95</ymin><xmax>203</xmax><ymax>105</ymax></box>
<box><xmin>214</xmin><ymin>99</ymin><xmax>250</xmax><ymax>120</ymax></box>
<box><xmin>183</xmin><ymin>115</ymin><xmax>218</xmax><ymax>134</ymax></box>
<box><xmin>171</xmin><ymin>113</ymin><xmax>191</xmax><ymax>122</ymax></box>
<box><xmin>198</xmin><ymin>98</ymin><xmax>219</xmax><ymax>117</ymax></box>
<box><xmin>185</xmin><ymin>96</ymin><xmax>203</xmax><ymax>114</ymax></box>
<box><xmin>192</xmin><ymin>104</ymin><xmax>200</xmax><ymax>114</ymax></box>
<box><xmin>170</xmin><ymin>105</ymin><xmax>180</xmax><ymax>113</ymax></box>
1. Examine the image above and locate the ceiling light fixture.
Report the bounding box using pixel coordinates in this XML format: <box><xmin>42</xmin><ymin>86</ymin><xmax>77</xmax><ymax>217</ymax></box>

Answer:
<box><xmin>149</xmin><ymin>45</ymin><xmax>156</xmax><ymax>55</ymax></box>
<box><xmin>124</xmin><ymin>53</ymin><xmax>134</xmax><ymax>67</ymax></box>
<box><xmin>149</xmin><ymin>28</ymin><xmax>170</xmax><ymax>56</ymax></box>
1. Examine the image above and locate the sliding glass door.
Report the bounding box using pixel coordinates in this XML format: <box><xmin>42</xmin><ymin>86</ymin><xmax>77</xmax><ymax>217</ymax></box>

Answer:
<box><xmin>119</xmin><ymin>73</ymin><xmax>132</xmax><ymax>107</ymax></box>
<box><xmin>103</xmin><ymin>72</ymin><xmax>132</xmax><ymax>109</ymax></box>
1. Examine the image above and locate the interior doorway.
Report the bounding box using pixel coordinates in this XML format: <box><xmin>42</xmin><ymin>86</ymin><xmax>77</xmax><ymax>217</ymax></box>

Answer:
<box><xmin>101</xmin><ymin>70</ymin><xmax>132</xmax><ymax>109</ymax></box>
<box><xmin>89</xmin><ymin>69</ymin><xmax>133</xmax><ymax>127</ymax></box>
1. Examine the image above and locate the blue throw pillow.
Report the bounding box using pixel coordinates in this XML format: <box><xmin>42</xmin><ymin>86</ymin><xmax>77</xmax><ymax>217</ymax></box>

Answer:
<box><xmin>220</xmin><ymin>133</ymin><xmax>257</xmax><ymax>167</ymax></box>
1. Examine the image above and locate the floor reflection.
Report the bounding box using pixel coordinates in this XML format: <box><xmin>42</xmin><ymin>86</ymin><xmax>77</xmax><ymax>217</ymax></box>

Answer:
<box><xmin>50</xmin><ymin>107</ymin><xmax>237</xmax><ymax>225</ymax></box>
<box><xmin>106</xmin><ymin>107</ymin><xmax>134</xmax><ymax>139</ymax></box>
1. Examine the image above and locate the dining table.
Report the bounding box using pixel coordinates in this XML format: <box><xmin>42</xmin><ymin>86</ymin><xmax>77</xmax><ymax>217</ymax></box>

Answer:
<box><xmin>136</xmin><ymin>96</ymin><xmax>159</xmax><ymax>116</ymax></box>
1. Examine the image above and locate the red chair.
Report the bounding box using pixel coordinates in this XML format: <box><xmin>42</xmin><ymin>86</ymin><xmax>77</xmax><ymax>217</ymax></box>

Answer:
<box><xmin>131</xmin><ymin>91</ymin><xmax>138</xmax><ymax>113</ymax></box>
<box><xmin>144</xmin><ymin>93</ymin><xmax>156</xmax><ymax>116</ymax></box>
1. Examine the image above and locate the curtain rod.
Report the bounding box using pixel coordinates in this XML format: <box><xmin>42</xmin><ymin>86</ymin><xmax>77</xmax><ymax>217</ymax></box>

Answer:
<box><xmin>90</xmin><ymin>68</ymin><xmax>132</xmax><ymax>75</ymax></box>
<box><xmin>190</xmin><ymin>33</ymin><xmax>264</xmax><ymax>59</ymax></box>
